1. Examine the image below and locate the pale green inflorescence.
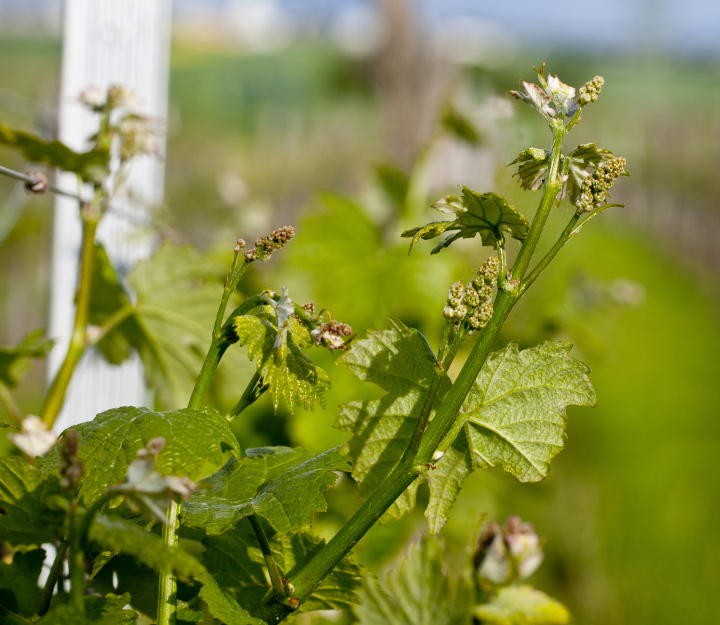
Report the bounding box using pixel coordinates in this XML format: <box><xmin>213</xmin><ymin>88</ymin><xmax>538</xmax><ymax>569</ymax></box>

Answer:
<box><xmin>443</xmin><ymin>256</ymin><xmax>499</xmax><ymax>330</ymax></box>
<box><xmin>575</xmin><ymin>156</ymin><xmax>626</xmax><ymax>214</ymax></box>
<box><xmin>578</xmin><ymin>75</ymin><xmax>605</xmax><ymax>105</ymax></box>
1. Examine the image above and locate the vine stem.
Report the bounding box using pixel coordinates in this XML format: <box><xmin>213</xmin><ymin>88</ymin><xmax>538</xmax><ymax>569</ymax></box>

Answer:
<box><xmin>226</xmin><ymin>371</ymin><xmax>265</xmax><ymax>422</ymax></box>
<box><xmin>255</xmin><ymin>122</ymin><xmax>569</xmax><ymax>625</ymax></box>
<box><xmin>40</xmin><ymin>205</ymin><xmax>99</xmax><ymax>428</ymax></box>
<box><xmin>0</xmin><ymin>382</ymin><xmax>22</xmax><ymax>424</ymax></box>
<box><xmin>37</xmin><ymin>539</ymin><xmax>68</xmax><ymax>616</ymax></box>
<box><xmin>248</xmin><ymin>514</ymin><xmax>286</xmax><ymax>601</ymax></box>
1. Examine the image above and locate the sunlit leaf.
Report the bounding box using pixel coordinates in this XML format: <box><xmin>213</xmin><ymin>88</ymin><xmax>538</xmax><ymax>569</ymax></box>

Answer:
<box><xmin>39</xmin><ymin>406</ymin><xmax>239</xmax><ymax>506</ymax></box>
<box><xmin>336</xmin><ymin>318</ymin><xmax>450</xmax><ymax>521</ymax></box>
<box><xmin>354</xmin><ymin>535</ymin><xmax>472</xmax><ymax>625</ymax></box>
<box><xmin>402</xmin><ymin>188</ymin><xmax>527</xmax><ymax>252</ymax></box>
<box><xmin>0</xmin><ymin>123</ymin><xmax>110</xmax><ymax>183</ymax></box>
<box><xmin>426</xmin><ymin>342</ymin><xmax>595</xmax><ymax>533</ymax></box>
<box><xmin>183</xmin><ymin>445</ymin><xmax>349</xmax><ymax>535</ymax></box>
<box><xmin>508</xmin><ymin>81</ymin><xmax>555</xmax><ymax>118</ymax></box>
<box><xmin>475</xmin><ymin>585</ymin><xmax>570</xmax><ymax>625</ymax></box>
<box><xmin>0</xmin><ymin>329</ymin><xmax>53</xmax><ymax>388</ymax></box>
<box><xmin>233</xmin><ymin>309</ymin><xmax>330</xmax><ymax>413</ymax></box>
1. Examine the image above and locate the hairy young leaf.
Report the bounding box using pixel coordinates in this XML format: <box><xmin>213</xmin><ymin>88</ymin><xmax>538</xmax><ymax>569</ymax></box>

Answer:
<box><xmin>336</xmin><ymin>318</ymin><xmax>450</xmax><ymax>521</ymax></box>
<box><xmin>0</xmin><ymin>329</ymin><xmax>53</xmax><ymax>388</ymax></box>
<box><xmin>510</xmin><ymin>148</ymin><xmax>550</xmax><ymax>192</ymax></box>
<box><xmin>0</xmin><ymin>457</ymin><xmax>61</xmax><ymax>545</ymax></box>
<box><xmin>233</xmin><ymin>312</ymin><xmax>330</xmax><ymax>413</ymax></box>
<box><xmin>203</xmin><ymin>520</ymin><xmax>362</xmax><ymax>614</ymax></box>
<box><xmin>508</xmin><ymin>81</ymin><xmax>555</xmax><ymax>118</ymax></box>
<box><xmin>0</xmin><ymin>123</ymin><xmax>110</xmax><ymax>183</ymax></box>
<box><xmin>426</xmin><ymin>342</ymin><xmax>596</xmax><ymax>533</ymax></box>
<box><xmin>402</xmin><ymin>188</ymin><xmax>528</xmax><ymax>253</ymax></box>
<box><xmin>354</xmin><ymin>535</ymin><xmax>472</xmax><ymax>625</ymax></box>
<box><xmin>95</xmin><ymin>243</ymin><xmax>222</xmax><ymax>409</ymax></box>
<box><xmin>183</xmin><ymin>445</ymin><xmax>349</xmax><ymax>535</ymax></box>
<box><xmin>89</xmin><ymin>514</ymin><xmax>205</xmax><ymax>581</ymax></box>
<box><xmin>475</xmin><ymin>585</ymin><xmax>570</xmax><ymax>625</ymax></box>
<box><xmin>39</xmin><ymin>406</ymin><xmax>238</xmax><ymax>505</ymax></box>
<box><xmin>0</xmin><ymin>548</ymin><xmax>45</xmax><ymax>616</ymax></box>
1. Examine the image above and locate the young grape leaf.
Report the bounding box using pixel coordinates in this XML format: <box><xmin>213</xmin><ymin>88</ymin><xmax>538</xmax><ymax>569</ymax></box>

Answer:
<box><xmin>475</xmin><ymin>585</ymin><xmax>570</xmax><ymax>625</ymax></box>
<box><xmin>195</xmin><ymin>571</ymin><xmax>266</xmax><ymax>625</ymax></box>
<box><xmin>354</xmin><ymin>535</ymin><xmax>472</xmax><ymax>625</ymax></box>
<box><xmin>39</xmin><ymin>406</ymin><xmax>239</xmax><ymax>506</ymax></box>
<box><xmin>183</xmin><ymin>445</ymin><xmax>349</xmax><ymax>535</ymax></box>
<box><xmin>562</xmin><ymin>143</ymin><xmax>615</xmax><ymax>204</ymax></box>
<box><xmin>233</xmin><ymin>310</ymin><xmax>331</xmax><ymax>413</ymax></box>
<box><xmin>508</xmin><ymin>81</ymin><xmax>555</xmax><ymax>118</ymax></box>
<box><xmin>93</xmin><ymin>243</ymin><xmax>222</xmax><ymax>409</ymax></box>
<box><xmin>0</xmin><ymin>548</ymin><xmax>45</xmax><ymax>616</ymax></box>
<box><xmin>426</xmin><ymin>342</ymin><xmax>596</xmax><ymax>534</ymax></box>
<box><xmin>402</xmin><ymin>188</ymin><xmax>528</xmax><ymax>253</ymax></box>
<box><xmin>0</xmin><ymin>457</ymin><xmax>61</xmax><ymax>545</ymax></box>
<box><xmin>0</xmin><ymin>329</ymin><xmax>53</xmax><ymax>388</ymax></box>
<box><xmin>0</xmin><ymin>123</ymin><xmax>110</xmax><ymax>184</ymax></box>
<box><xmin>509</xmin><ymin>148</ymin><xmax>550</xmax><ymax>192</ymax></box>
<box><xmin>203</xmin><ymin>520</ymin><xmax>362</xmax><ymax>614</ymax></box>
<box><xmin>89</xmin><ymin>514</ymin><xmax>205</xmax><ymax>581</ymax></box>
<box><xmin>335</xmin><ymin>318</ymin><xmax>450</xmax><ymax>521</ymax></box>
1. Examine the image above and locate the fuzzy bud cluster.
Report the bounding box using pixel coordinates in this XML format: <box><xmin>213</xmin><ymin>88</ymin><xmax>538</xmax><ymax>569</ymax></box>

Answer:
<box><xmin>578</xmin><ymin>75</ymin><xmax>604</xmax><ymax>105</ymax></box>
<box><xmin>59</xmin><ymin>430</ymin><xmax>84</xmax><ymax>490</ymax></box>
<box><xmin>311</xmin><ymin>319</ymin><xmax>353</xmax><ymax>351</ymax></box>
<box><xmin>244</xmin><ymin>226</ymin><xmax>296</xmax><ymax>262</ymax></box>
<box><xmin>576</xmin><ymin>157</ymin><xmax>626</xmax><ymax>214</ymax></box>
<box><xmin>302</xmin><ymin>302</ymin><xmax>316</xmax><ymax>316</ymax></box>
<box><xmin>443</xmin><ymin>256</ymin><xmax>499</xmax><ymax>329</ymax></box>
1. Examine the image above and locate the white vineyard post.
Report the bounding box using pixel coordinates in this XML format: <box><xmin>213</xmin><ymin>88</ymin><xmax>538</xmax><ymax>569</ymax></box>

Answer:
<box><xmin>48</xmin><ymin>0</ymin><xmax>172</xmax><ymax>431</ymax></box>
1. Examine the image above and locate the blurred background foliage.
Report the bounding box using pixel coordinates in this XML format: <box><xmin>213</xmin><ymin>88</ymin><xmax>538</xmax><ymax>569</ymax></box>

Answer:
<box><xmin>1</xmin><ymin>1</ymin><xmax>719</xmax><ymax>624</ymax></box>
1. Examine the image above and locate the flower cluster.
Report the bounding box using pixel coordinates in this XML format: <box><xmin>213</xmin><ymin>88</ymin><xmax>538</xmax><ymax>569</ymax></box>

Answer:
<box><xmin>244</xmin><ymin>226</ymin><xmax>296</xmax><ymax>262</ymax></box>
<box><xmin>578</xmin><ymin>75</ymin><xmax>605</xmax><ymax>105</ymax></box>
<box><xmin>575</xmin><ymin>156</ymin><xmax>626</xmax><ymax>214</ymax></box>
<box><xmin>473</xmin><ymin>515</ymin><xmax>544</xmax><ymax>587</ymax></box>
<box><xmin>443</xmin><ymin>256</ymin><xmax>499</xmax><ymax>330</ymax></box>
<box><xmin>58</xmin><ymin>430</ymin><xmax>84</xmax><ymax>490</ymax></box>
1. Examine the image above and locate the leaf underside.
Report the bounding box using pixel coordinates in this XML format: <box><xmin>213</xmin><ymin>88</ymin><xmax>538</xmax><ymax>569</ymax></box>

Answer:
<box><xmin>402</xmin><ymin>188</ymin><xmax>527</xmax><ymax>253</ymax></box>
<box><xmin>426</xmin><ymin>341</ymin><xmax>596</xmax><ymax>533</ymax></box>
<box><xmin>475</xmin><ymin>585</ymin><xmax>570</xmax><ymax>625</ymax></box>
<box><xmin>38</xmin><ymin>406</ymin><xmax>239</xmax><ymax>506</ymax></box>
<box><xmin>183</xmin><ymin>445</ymin><xmax>350</xmax><ymax>535</ymax></box>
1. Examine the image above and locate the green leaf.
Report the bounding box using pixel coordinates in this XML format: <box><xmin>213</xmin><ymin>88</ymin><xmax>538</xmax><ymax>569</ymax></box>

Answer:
<box><xmin>0</xmin><ymin>329</ymin><xmax>53</xmax><ymax>388</ymax></box>
<box><xmin>203</xmin><ymin>521</ymin><xmax>362</xmax><ymax>614</ymax></box>
<box><xmin>441</xmin><ymin>104</ymin><xmax>482</xmax><ymax>145</ymax></box>
<box><xmin>39</xmin><ymin>406</ymin><xmax>239</xmax><ymax>506</ymax></box>
<box><xmin>0</xmin><ymin>548</ymin><xmax>45</xmax><ymax>616</ymax></box>
<box><xmin>233</xmin><ymin>311</ymin><xmax>331</xmax><ymax>413</ymax></box>
<box><xmin>97</xmin><ymin>243</ymin><xmax>221</xmax><ymax>409</ymax></box>
<box><xmin>354</xmin><ymin>535</ymin><xmax>472</xmax><ymax>625</ymax></box>
<box><xmin>0</xmin><ymin>457</ymin><xmax>61</xmax><ymax>545</ymax></box>
<box><xmin>183</xmin><ymin>445</ymin><xmax>349</xmax><ymax>535</ymax></box>
<box><xmin>375</xmin><ymin>164</ymin><xmax>410</xmax><ymax>210</ymax></box>
<box><xmin>563</xmin><ymin>143</ymin><xmax>615</xmax><ymax>204</ymax></box>
<box><xmin>402</xmin><ymin>188</ymin><xmax>528</xmax><ymax>253</ymax></box>
<box><xmin>195</xmin><ymin>570</ymin><xmax>266</xmax><ymax>625</ymax></box>
<box><xmin>426</xmin><ymin>342</ymin><xmax>596</xmax><ymax>533</ymax></box>
<box><xmin>38</xmin><ymin>593</ymin><xmax>139</xmax><ymax>624</ymax></box>
<box><xmin>509</xmin><ymin>148</ymin><xmax>550</xmax><ymax>192</ymax></box>
<box><xmin>336</xmin><ymin>319</ymin><xmax>450</xmax><ymax>521</ymax></box>
<box><xmin>0</xmin><ymin>123</ymin><xmax>110</xmax><ymax>184</ymax></box>
<box><xmin>475</xmin><ymin>585</ymin><xmax>570</xmax><ymax>625</ymax></box>
<box><xmin>89</xmin><ymin>514</ymin><xmax>205</xmax><ymax>581</ymax></box>
<box><xmin>88</xmin><ymin>244</ymin><xmax>134</xmax><ymax>365</ymax></box>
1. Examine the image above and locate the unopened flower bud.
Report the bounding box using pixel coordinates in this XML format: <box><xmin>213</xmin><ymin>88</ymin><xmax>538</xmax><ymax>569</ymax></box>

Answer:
<box><xmin>578</xmin><ymin>75</ymin><xmax>604</xmax><ymax>106</ymax></box>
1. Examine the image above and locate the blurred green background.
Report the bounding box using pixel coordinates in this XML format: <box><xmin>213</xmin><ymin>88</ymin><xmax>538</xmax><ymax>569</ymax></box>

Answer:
<box><xmin>1</xmin><ymin>2</ymin><xmax>719</xmax><ymax>624</ymax></box>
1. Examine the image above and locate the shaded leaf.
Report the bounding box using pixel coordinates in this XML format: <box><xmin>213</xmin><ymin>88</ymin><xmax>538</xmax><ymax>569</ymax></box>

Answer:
<box><xmin>233</xmin><ymin>311</ymin><xmax>330</xmax><ymax>413</ymax></box>
<box><xmin>0</xmin><ymin>457</ymin><xmax>61</xmax><ymax>545</ymax></box>
<box><xmin>38</xmin><ymin>593</ymin><xmax>138</xmax><ymax>624</ymax></box>
<box><xmin>427</xmin><ymin>342</ymin><xmax>596</xmax><ymax>533</ymax></box>
<box><xmin>0</xmin><ymin>329</ymin><xmax>53</xmax><ymax>388</ymax></box>
<box><xmin>335</xmin><ymin>319</ymin><xmax>450</xmax><ymax>521</ymax></box>
<box><xmin>402</xmin><ymin>188</ymin><xmax>527</xmax><ymax>252</ymax></box>
<box><xmin>195</xmin><ymin>570</ymin><xmax>266</xmax><ymax>625</ymax></box>
<box><xmin>441</xmin><ymin>104</ymin><xmax>482</xmax><ymax>145</ymax></box>
<box><xmin>509</xmin><ymin>148</ymin><xmax>550</xmax><ymax>192</ymax></box>
<box><xmin>0</xmin><ymin>548</ymin><xmax>45</xmax><ymax>616</ymax></box>
<box><xmin>354</xmin><ymin>535</ymin><xmax>472</xmax><ymax>625</ymax></box>
<box><xmin>475</xmin><ymin>585</ymin><xmax>570</xmax><ymax>625</ymax></box>
<box><xmin>203</xmin><ymin>520</ymin><xmax>362</xmax><ymax>614</ymax></box>
<box><xmin>375</xmin><ymin>164</ymin><xmax>410</xmax><ymax>210</ymax></box>
<box><xmin>0</xmin><ymin>123</ymin><xmax>110</xmax><ymax>183</ymax></box>
<box><xmin>39</xmin><ymin>406</ymin><xmax>239</xmax><ymax>506</ymax></box>
<box><xmin>183</xmin><ymin>445</ymin><xmax>349</xmax><ymax>535</ymax></box>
